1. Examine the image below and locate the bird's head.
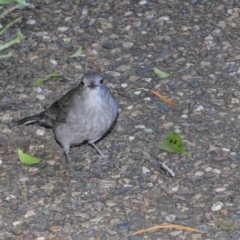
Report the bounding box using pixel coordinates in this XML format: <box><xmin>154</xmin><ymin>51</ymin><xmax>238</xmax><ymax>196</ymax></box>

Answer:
<box><xmin>80</xmin><ymin>72</ymin><xmax>105</xmax><ymax>89</ymax></box>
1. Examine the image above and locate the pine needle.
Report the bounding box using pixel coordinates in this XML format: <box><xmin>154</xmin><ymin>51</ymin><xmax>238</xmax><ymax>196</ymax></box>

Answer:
<box><xmin>133</xmin><ymin>224</ymin><xmax>207</xmax><ymax>235</ymax></box>
<box><xmin>150</xmin><ymin>90</ymin><xmax>177</xmax><ymax>108</ymax></box>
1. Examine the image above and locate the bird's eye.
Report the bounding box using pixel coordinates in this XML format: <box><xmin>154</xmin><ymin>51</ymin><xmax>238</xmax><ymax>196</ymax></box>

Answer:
<box><xmin>81</xmin><ymin>81</ymin><xmax>84</xmax><ymax>86</ymax></box>
<box><xmin>100</xmin><ymin>79</ymin><xmax>104</xmax><ymax>84</ymax></box>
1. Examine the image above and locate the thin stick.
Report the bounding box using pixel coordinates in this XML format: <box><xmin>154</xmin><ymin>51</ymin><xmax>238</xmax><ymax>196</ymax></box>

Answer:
<box><xmin>150</xmin><ymin>90</ymin><xmax>177</xmax><ymax>108</ymax></box>
<box><xmin>161</xmin><ymin>162</ymin><xmax>175</xmax><ymax>177</ymax></box>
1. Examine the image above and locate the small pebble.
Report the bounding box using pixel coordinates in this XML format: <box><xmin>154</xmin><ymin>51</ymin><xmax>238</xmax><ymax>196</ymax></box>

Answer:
<box><xmin>57</xmin><ymin>26</ymin><xmax>69</xmax><ymax>32</ymax></box>
<box><xmin>139</xmin><ymin>0</ymin><xmax>147</xmax><ymax>5</ymax></box>
<box><xmin>122</xmin><ymin>42</ymin><xmax>134</xmax><ymax>48</ymax></box>
<box><xmin>212</xmin><ymin>201</ymin><xmax>224</xmax><ymax>211</ymax></box>
<box><xmin>27</xmin><ymin>19</ymin><xmax>36</xmax><ymax>25</ymax></box>
<box><xmin>194</xmin><ymin>105</ymin><xmax>204</xmax><ymax>112</ymax></box>
<box><xmin>165</xmin><ymin>214</ymin><xmax>176</xmax><ymax>222</ymax></box>
<box><xmin>142</xmin><ymin>167</ymin><xmax>150</xmax><ymax>174</ymax></box>
<box><xmin>121</xmin><ymin>83</ymin><xmax>128</xmax><ymax>88</ymax></box>
<box><xmin>133</xmin><ymin>91</ymin><xmax>141</xmax><ymax>95</ymax></box>
<box><xmin>205</xmin><ymin>167</ymin><xmax>212</xmax><ymax>172</ymax></box>
<box><xmin>46</xmin><ymin>160</ymin><xmax>56</xmax><ymax>166</ymax></box>
<box><xmin>117</xmin><ymin>222</ymin><xmax>130</xmax><ymax>230</ymax></box>
<box><xmin>13</xmin><ymin>221</ymin><xmax>21</xmax><ymax>226</ymax></box>
<box><xmin>129</xmin><ymin>236</ymin><xmax>143</xmax><ymax>240</ymax></box>
<box><xmin>36</xmin><ymin>129</ymin><xmax>45</xmax><ymax>136</ymax></box>
<box><xmin>135</xmin><ymin>125</ymin><xmax>145</xmax><ymax>129</ymax></box>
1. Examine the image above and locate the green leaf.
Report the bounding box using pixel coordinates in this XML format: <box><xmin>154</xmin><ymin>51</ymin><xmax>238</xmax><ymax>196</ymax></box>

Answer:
<box><xmin>0</xmin><ymin>53</ymin><xmax>12</xmax><ymax>59</ymax></box>
<box><xmin>0</xmin><ymin>0</ymin><xmax>15</xmax><ymax>4</ymax></box>
<box><xmin>15</xmin><ymin>0</ymin><xmax>28</xmax><ymax>7</ymax></box>
<box><xmin>0</xmin><ymin>17</ymin><xmax>22</xmax><ymax>35</ymax></box>
<box><xmin>0</xmin><ymin>0</ymin><xmax>28</xmax><ymax>5</ymax></box>
<box><xmin>0</xmin><ymin>4</ymin><xmax>19</xmax><ymax>20</ymax></box>
<box><xmin>154</xmin><ymin>67</ymin><xmax>172</xmax><ymax>79</ymax></box>
<box><xmin>32</xmin><ymin>73</ymin><xmax>63</xmax><ymax>87</ymax></box>
<box><xmin>0</xmin><ymin>29</ymin><xmax>25</xmax><ymax>51</ymax></box>
<box><xmin>69</xmin><ymin>46</ymin><xmax>82</xmax><ymax>58</ymax></box>
<box><xmin>18</xmin><ymin>148</ymin><xmax>42</xmax><ymax>165</ymax></box>
<box><xmin>158</xmin><ymin>132</ymin><xmax>193</xmax><ymax>160</ymax></box>
<box><xmin>213</xmin><ymin>216</ymin><xmax>238</xmax><ymax>231</ymax></box>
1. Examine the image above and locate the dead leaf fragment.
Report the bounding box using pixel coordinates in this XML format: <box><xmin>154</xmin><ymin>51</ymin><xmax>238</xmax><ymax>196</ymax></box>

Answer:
<box><xmin>216</xmin><ymin>4</ymin><xmax>225</xmax><ymax>11</ymax></box>
<box><xmin>40</xmin><ymin>183</ymin><xmax>54</xmax><ymax>190</ymax></box>
<box><xmin>49</xmin><ymin>225</ymin><xmax>62</xmax><ymax>232</ymax></box>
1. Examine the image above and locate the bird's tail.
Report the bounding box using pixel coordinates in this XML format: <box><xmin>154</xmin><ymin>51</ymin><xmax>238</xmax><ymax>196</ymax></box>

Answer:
<box><xmin>17</xmin><ymin>112</ymin><xmax>54</xmax><ymax>128</ymax></box>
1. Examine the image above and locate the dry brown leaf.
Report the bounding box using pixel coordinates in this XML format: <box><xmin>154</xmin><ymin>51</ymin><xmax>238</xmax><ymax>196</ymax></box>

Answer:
<box><xmin>150</xmin><ymin>90</ymin><xmax>177</xmax><ymax>108</ymax></box>
<box><xmin>216</xmin><ymin>4</ymin><xmax>225</xmax><ymax>11</ymax></box>
<box><xmin>49</xmin><ymin>226</ymin><xmax>62</xmax><ymax>232</ymax></box>
<box><xmin>133</xmin><ymin>224</ymin><xmax>207</xmax><ymax>235</ymax></box>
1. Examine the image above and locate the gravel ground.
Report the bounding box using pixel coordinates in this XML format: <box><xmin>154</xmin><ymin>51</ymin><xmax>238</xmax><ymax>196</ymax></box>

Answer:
<box><xmin>1</xmin><ymin>0</ymin><xmax>240</xmax><ymax>239</ymax></box>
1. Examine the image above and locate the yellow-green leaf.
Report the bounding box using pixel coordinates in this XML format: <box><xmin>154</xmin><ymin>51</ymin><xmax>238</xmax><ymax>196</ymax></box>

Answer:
<box><xmin>69</xmin><ymin>46</ymin><xmax>82</xmax><ymax>58</ymax></box>
<box><xmin>18</xmin><ymin>148</ymin><xmax>42</xmax><ymax>165</ymax></box>
<box><xmin>32</xmin><ymin>73</ymin><xmax>63</xmax><ymax>87</ymax></box>
<box><xmin>213</xmin><ymin>216</ymin><xmax>238</xmax><ymax>231</ymax></box>
<box><xmin>154</xmin><ymin>67</ymin><xmax>172</xmax><ymax>78</ymax></box>
<box><xmin>158</xmin><ymin>132</ymin><xmax>193</xmax><ymax>160</ymax></box>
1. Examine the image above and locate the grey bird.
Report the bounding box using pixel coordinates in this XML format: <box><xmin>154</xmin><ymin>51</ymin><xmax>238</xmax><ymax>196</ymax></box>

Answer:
<box><xmin>17</xmin><ymin>72</ymin><xmax>118</xmax><ymax>176</ymax></box>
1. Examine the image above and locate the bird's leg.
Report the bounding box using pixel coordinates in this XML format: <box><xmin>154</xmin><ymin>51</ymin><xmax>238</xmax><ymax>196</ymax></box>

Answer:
<box><xmin>89</xmin><ymin>142</ymin><xmax>118</xmax><ymax>168</ymax></box>
<box><xmin>63</xmin><ymin>145</ymin><xmax>73</xmax><ymax>171</ymax></box>
<box><xmin>63</xmin><ymin>145</ymin><xmax>86</xmax><ymax>181</ymax></box>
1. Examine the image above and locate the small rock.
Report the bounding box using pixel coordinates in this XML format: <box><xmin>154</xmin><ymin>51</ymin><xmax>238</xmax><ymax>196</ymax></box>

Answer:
<box><xmin>129</xmin><ymin>236</ymin><xmax>143</xmax><ymax>240</ymax></box>
<box><xmin>71</xmin><ymin>192</ymin><xmax>81</xmax><ymax>197</ymax></box>
<box><xmin>57</xmin><ymin>26</ymin><xmax>69</xmax><ymax>32</ymax></box>
<box><xmin>142</xmin><ymin>167</ymin><xmax>150</xmax><ymax>174</ymax></box>
<box><xmin>194</xmin><ymin>105</ymin><xmax>204</xmax><ymax>112</ymax></box>
<box><xmin>36</xmin><ymin>129</ymin><xmax>45</xmax><ymax>136</ymax></box>
<box><xmin>139</xmin><ymin>0</ymin><xmax>147</xmax><ymax>5</ymax></box>
<box><xmin>13</xmin><ymin>221</ymin><xmax>21</xmax><ymax>226</ymax></box>
<box><xmin>117</xmin><ymin>222</ymin><xmax>130</xmax><ymax>230</ymax></box>
<box><xmin>122</xmin><ymin>42</ymin><xmax>134</xmax><ymax>48</ymax></box>
<box><xmin>46</xmin><ymin>160</ymin><xmax>56</xmax><ymax>166</ymax></box>
<box><xmin>121</xmin><ymin>83</ymin><xmax>128</xmax><ymax>88</ymax></box>
<box><xmin>205</xmin><ymin>167</ymin><xmax>212</xmax><ymax>172</ymax></box>
<box><xmin>40</xmin><ymin>183</ymin><xmax>54</xmax><ymax>190</ymax></box>
<box><xmin>105</xmin><ymin>200</ymin><xmax>117</xmax><ymax>207</ymax></box>
<box><xmin>165</xmin><ymin>214</ymin><xmax>176</xmax><ymax>222</ymax></box>
<box><xmin>135</xmin><ymin>125</ymin><xmax>145</xmax><ymax>129</ymax></box>
<box><xmin>212</xmin><ymin>201</ymin><xmax>224</xmax><ymax>211</ymax></box>
<box><xmin>27</xmin><ymin>19</ymin><xmax>36</xmax><ymax>25</ymax></box>
<box><xmin>212</xmin><ymin>169</ymin><xmax>221</xmax><ymax>174</ymax></box>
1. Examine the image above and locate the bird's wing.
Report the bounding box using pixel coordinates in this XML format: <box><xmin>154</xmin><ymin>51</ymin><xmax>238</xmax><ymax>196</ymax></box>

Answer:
<box><xmin>45</xmin><ymin>87</ymin><xmax>79</xmax><ymax>123</ymax></box>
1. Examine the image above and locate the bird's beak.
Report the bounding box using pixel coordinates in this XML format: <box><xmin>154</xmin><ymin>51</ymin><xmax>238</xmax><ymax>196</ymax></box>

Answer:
<box><xmin>88</xmin><ymin>83</ymin><xmax>96</xmax><ymax>89</ymax></box>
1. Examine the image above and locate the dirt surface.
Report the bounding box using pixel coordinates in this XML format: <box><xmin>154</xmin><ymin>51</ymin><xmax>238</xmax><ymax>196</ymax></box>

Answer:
<box><xmin>1</xmin><ymin>0</ymin><xmax>240</xmax><ymax>239</ymax></box>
